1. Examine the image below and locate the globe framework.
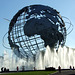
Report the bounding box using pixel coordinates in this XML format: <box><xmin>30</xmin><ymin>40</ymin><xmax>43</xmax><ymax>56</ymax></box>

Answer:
<box><xmin>8</xmin><ymin>5</ymin><xmax>66</xmax><ymax>58</ymax></box>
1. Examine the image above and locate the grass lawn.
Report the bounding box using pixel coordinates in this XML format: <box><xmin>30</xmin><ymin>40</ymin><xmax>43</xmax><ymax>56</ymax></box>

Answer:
<box><xmin>0</xmin><ymin>71</ymin><xmax>57</xmax><ymax>75</ymax></box>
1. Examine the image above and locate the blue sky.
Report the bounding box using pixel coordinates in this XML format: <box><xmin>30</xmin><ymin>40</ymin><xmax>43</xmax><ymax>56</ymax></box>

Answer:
<box><xmin>0</xmin><ymin>0</ymin><xmax>75</xmax><ymax>55</ymax></box>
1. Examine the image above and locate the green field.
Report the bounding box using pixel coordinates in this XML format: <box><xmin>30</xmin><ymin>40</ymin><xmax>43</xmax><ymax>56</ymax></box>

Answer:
<box><xmin>0</xmin><ymin>71</ymin><xmax>57</xmax><ymax>75</ymax></box>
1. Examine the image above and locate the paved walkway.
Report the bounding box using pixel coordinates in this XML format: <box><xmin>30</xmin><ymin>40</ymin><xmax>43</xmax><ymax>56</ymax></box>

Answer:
<box><xmin>50</xmin><ymin>70</ymin><xmax>75</xmax><ymax>75</ymax></box>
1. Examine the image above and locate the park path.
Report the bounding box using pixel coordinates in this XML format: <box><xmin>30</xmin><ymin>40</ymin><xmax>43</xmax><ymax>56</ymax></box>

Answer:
<box><xmin>50</xmin><ymin>70</ymin><xmax>75</xmax><ymax>75</ymax></box>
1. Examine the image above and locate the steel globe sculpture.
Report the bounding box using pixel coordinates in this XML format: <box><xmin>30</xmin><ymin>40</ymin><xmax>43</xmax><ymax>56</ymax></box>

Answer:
<box><xmin>8</xmin><ymin>5</ymin><xmax>66</xmax><ymax>58</ymax></box>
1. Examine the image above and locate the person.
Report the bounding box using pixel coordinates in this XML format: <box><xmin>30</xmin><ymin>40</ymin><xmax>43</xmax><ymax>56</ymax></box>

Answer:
<box><xmin>4</xmin><ymin>67</ymin><xmax>6</xmax><ymax>72</ymax></box>
<box><xmin>22</xmin><ymin>66</ymin><xmax>24</xmax><ymax>71</ymax></box>
<box><xmin>58</xmin><ymin>66</ymin><xmax>61</xmax><ymax>73</ymax></box>
<box><xmin>73</xmin><ymin>66</ymin><xmax>74</xmax><ymax>71</ymax></box>
<box><xmin>70</xmin><ymin>66</ymin><xmax>72</xmax><ymax>70</ymax></box>
<box><xmin>1</xmin><ymin>67</ymin><xmax>3</xmax><ymax>72</ymax></box>
<box><xmin>34</xmin><ymin>67</ymin><xmax>36</xmax><ymax>70</ymax></box>
<box><xmin>17</xmin><ymin>66</ymin><xmax>19</xmax><ymax>72</ymax></box>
